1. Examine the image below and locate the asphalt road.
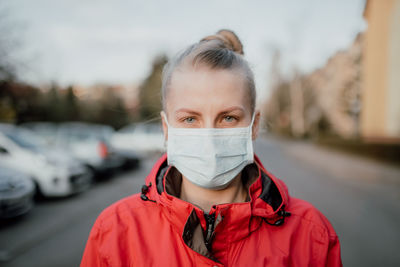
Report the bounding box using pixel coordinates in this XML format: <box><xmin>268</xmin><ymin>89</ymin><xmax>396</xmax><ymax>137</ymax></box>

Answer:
<box><xmin>0</xmin><ymin>137</ymin><xmax>399</xmax><ymax>267</ymax></box>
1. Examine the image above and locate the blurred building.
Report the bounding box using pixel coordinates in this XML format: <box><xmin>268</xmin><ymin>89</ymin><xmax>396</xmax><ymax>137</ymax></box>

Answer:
<box><xmin>264</xmin><ymin>34</ymin><xmax>363</xmax><ymax>139</ymax></box>
<box><xmin>265</xmin><ymin>0</ymin><xmax>400</xmax><ymax>143</ymax></box>
<box><xmin>361</xmin><ymin>0</ymin><xmax>400</xmax><ymax>142</ymax></box>
<box><xmin>306</xmin><ymin>34</ymin><xmax>363</xmax><ymax>139</ymax></box>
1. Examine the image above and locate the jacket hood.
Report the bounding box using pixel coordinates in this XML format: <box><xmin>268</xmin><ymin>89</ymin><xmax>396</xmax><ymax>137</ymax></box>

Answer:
<box><xmin>140</xmin><ymin>153</ymin><xmax>292</xmax><ymax>258</ymax></box>
<box><xmin>142</xmin><ymin>153</ymin><xmax>290</xmax><ymax>227</ymax></box>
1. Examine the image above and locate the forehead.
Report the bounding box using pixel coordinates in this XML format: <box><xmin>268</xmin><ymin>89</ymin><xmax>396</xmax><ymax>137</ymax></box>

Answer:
<box><xmin>166</xmin><ymin>67</ymin><xmax>250</xmax><ymax>113</ymax></box>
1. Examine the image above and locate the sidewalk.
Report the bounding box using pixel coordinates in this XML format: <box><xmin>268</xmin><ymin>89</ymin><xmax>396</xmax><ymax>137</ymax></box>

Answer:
<box><xmin>268</xmin><ymin>135</ymin><xmax>400</xmax><ymax>186</ymax></box>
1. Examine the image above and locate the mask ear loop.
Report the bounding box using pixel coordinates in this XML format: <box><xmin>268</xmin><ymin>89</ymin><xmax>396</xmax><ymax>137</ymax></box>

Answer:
<box><xmin>161</xmin><ymin>111</ymin><xmax>170</xmax><ymax>127</ymax></box>
<box><xmin>161</xmin><ymin>111</ymin><xmax>169</xmax><ymax>149</ymax></box>
<box><xmin>249</xmin><ymin>112</ymin><xmax>256</xmax><ymax>140</ymax></box>
<box><xmin>250</xmin><ymin>112</ymin><xmax>256</xmax><ymax>127</ymax></box>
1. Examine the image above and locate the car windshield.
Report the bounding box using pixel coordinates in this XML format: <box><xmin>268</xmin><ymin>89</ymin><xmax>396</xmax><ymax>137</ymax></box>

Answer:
<box><xmin>119</xmin><ymin>125</ymin><xmax>136</xmax><ymax>133</ymax></box>
<box><xmin>4</xmin><ymin>129</ymin><xmax>48</xmax><ymax>151</ymax></box>
<box><xmin>21</xmin><ymin>123</ymin><xmax>58</xmax><ymax>143</ymax></box>
<box><xmin>61</xmin><ymin>125</ymin><xmax>114</xmax><ymax>142</ymax></box>
<box><xmin>119</xmin><ymin>123</ymin><xmax>162</xmax><ymax>134</ymax></box>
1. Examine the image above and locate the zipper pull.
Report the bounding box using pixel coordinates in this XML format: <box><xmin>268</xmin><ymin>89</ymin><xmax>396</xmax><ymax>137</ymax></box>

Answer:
<box><xmin>204</xmin><ymin>213</ymin><xmax>216</xmax><ymax>251</ymax></box>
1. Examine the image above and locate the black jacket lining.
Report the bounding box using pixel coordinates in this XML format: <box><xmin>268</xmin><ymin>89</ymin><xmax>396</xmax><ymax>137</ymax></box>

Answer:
<box><xmin>182</xmin><ymin>209</ymin><xmax>216</xmax><ymax>260</ymax></box>
<box><xmin>155</xmin><ymin>162</ymin><xmax>168</xmax><ymax>194</ymax></box>
<box><xmin>259</xmin><ymin>172</ymin><xmax>282</xmax><ymax>211</ymax></box>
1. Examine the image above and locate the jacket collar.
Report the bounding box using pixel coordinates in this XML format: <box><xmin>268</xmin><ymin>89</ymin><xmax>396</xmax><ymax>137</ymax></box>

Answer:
<box><xmin>143</xmin><ymin>154</ymin><xmax>290</xmax><ymax>240</ymax></box>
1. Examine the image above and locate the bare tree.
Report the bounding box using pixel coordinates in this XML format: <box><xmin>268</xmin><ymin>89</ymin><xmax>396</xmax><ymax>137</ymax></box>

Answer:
<box><xmin>0</xmin><ymin>1</ymin><xmax>25</xmax><ymax>81</ymax></box>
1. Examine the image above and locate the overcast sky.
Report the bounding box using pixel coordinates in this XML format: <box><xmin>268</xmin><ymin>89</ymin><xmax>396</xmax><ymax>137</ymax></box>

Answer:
<box><xmin>6</xmin><ymin>0</ymin><xmax>366</xmax><ymax>98</ymax></box>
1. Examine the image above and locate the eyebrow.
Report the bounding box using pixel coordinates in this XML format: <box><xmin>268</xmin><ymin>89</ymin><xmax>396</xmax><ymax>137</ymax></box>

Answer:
<box><xmin>174</xmin><ymin>106</ymin><xmax>245</xmax><ymax>116</ymax></box>
<box><xmin>175</xmin><ymin>109</ymin><xmax>202</xmax><ymax>116</ymax></box>
<box><xmin>218</xmin><ymin>106</ymin><xmax>245</xmax><ymax>114</ymax></box>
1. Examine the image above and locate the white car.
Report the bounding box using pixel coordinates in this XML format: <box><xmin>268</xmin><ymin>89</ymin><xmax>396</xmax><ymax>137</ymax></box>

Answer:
<box><xmin>0</xmin><ymin>165</ymin><xmax>35</xmax><ymax>218</ymax></box>
<box><xmin>111</xmin><ymin>123</ymin><xmax>165</xmax><ymax>154</ymax></box>
<box><xmin>20</xmin><ymin>121</ymin><xmax>58</xmax><ymax>145</ymax></box>
<box><xmin>0</xmin><ymin>124</ymin><xmax>92</xmax><ymax>197</ymax></box>
<box><xmin>55</xmin><ymin>122</ymin><xmax>125</xmax><ymax>176</ymax></box>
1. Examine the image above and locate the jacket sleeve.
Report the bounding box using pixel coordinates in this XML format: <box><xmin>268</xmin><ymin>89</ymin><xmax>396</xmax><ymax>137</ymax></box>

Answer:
<box><xmin>80</xmin><ymin>219</ymin><xmax>109</xmax><ymax>267</ymax></box>
<box><xmin>325</xmin><ymin>234</ymin><xmax>342</xmax><ymax>267</ymax></box>
<box><xmin>310</xmin><ymin>208</ymin><xmax>343</xmax><ymax>267</ymax></box>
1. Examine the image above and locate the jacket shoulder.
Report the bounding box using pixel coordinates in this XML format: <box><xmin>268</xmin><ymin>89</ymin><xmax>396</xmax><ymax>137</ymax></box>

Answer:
<box><xmin>100</xmin><ymin>193</ymin><xmax>157</xmax><ymax>220</ymax></box>
<box><xmin>284</xmin><ymin>197</ymin><xmax>342</xmax><ymax>266</ymax></box>
<box><xmin>288</xmin><ymin>197</ymin><xmax>338</xmax><ymax>239</ymax></box>
<box><xmin>81</xmin><ymin>194</ymin><xmax>163</xmax><ymax>266</ymax></box>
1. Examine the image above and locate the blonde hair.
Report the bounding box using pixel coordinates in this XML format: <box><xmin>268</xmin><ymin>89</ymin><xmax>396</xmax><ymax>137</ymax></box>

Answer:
<box><xmin>161</xmin><ymin>29</ymin><xmax>256</xmax><ymax>113</ymax></box>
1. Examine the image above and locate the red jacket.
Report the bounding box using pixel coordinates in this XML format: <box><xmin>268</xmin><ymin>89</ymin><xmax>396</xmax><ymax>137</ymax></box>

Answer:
<box><xmin>81</xmin><ymin>154</ymin><xmax>342</xmax><ymax>266</ymax></box>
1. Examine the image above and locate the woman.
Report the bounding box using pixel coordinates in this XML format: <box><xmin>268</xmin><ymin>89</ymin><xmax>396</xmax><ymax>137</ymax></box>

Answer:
<box><xmin>81</xmin><ymin>30</ymin><xmax>342</xmax><ymax>266</ymax></box>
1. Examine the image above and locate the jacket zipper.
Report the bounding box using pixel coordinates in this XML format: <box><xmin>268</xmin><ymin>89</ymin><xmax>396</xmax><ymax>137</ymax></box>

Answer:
<box><xmin>204</xmin><ymin>213</ymin><xmax>216</xmax><ymax>251</ymax></box>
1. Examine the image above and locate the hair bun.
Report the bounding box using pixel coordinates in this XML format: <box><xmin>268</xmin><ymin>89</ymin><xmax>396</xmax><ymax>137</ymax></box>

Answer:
<box><xmin>201</xmin><ymin>29</ymin><xmax>244</xmax><ymax>55</ymax></box>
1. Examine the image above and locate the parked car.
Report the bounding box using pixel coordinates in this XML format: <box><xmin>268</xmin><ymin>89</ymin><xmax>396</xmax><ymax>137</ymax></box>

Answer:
<box><xmin>55</xmin><ymin>122</ymin><xmax>127</xmax><ymax>176</ymax></box>
<box><xmin>20</xmin><ymin>122</ymin><xmax>59</xmax><ymax>145</ymax></box>
<box><xmin>111</xmin><ymin>123</ymin><xmax>165</xmax><ymax>155</ymax></box>
<box><xmin>0</xmin><ymin>165</ymin><xmax>35</xmax><ymax>219</ymax></box>
<box><xmin>0</xmin><ymin>124</ymin><xmax>92</xmax><ymax>197</ymax></box>
<box><xmin>116</xmin><ymin>149</ymin><xmax>140</xmax><ymax>170</ymax></box>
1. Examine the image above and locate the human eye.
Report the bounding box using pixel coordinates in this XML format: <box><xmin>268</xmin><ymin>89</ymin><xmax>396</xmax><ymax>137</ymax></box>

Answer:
<box><xmin>223</xmin><ymin>115</ymin><xmax>236</xmax><ymax>123</ymax></box>
<box><xmin>218</xmin><ymin>115</ymin><xmax>239</xmax><ymax>127</ymax></box>
<box><xmin>175</xmin><ymin>113</ymin><xmax>200</xmax><ymax>127</ymax></box>
<box><xmin>183</xmin><ymin>117</ymin><xmax>196</xmax><ymax>124</ymax></box>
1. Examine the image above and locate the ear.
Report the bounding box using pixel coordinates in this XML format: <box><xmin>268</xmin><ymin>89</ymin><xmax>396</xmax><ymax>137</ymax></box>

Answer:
<box><xmin>252</xmin><ymin>110</ymin><xmax>261</xmax><ymax>140</ymax></box>
<box><xmin>160</xmin><ymin>111</ymin><xmax>168</xmax><ymax>141</ymax></box>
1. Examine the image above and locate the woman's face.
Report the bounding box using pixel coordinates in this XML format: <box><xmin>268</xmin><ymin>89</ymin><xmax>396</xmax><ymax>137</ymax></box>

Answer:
<box><xmin>161</xmin><ymin>67</ymin><xmax>260</xmax><ymax>139</ymax></box>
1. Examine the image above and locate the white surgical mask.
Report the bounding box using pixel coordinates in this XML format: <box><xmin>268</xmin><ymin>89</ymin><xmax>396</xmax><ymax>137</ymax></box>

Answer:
<box><xmin>163</xmin><ymin>113</ymin><xmax>255</xmax><ymax>189</ymax></box>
